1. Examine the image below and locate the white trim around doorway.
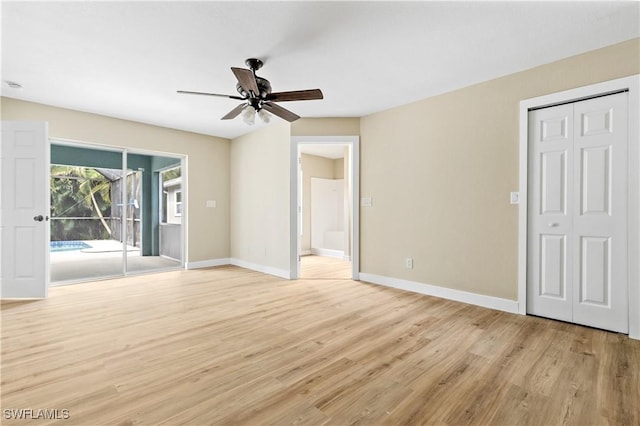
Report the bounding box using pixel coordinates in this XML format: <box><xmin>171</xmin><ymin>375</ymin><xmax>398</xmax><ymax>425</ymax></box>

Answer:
<box><xmin>517</xmin><ymin>75</ymin><xmax>640</xmax><ymax>339</ymax></box>
<box><xmin>290</xmin><ymin>136</ymin><xmax>360</xmax><ymax>280</ymax></box>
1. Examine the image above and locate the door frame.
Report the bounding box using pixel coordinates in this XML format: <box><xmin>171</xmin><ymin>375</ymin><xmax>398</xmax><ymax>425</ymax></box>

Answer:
<box><xmin>517</xmin><ymin>74</ymin><xmax>640</xmax><ymax>339</ymax></box>
<box><xmin>289</xmin><ymin>136</ymin><xmax>360</xmax><ymax>280</ymax></box>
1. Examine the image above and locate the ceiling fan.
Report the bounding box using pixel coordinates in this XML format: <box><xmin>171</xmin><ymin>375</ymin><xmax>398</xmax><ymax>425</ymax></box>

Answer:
<box><xmin>177</xmin><ymin>58</ymin><xmax>323</xmax><ymax>125</ymax></box>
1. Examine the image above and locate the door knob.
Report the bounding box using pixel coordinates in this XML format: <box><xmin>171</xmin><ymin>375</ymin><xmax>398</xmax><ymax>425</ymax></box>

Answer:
<box><xmin>33</xmin><ymin>215</ymin><xmax>44</xmax><ymax>222</ymax></box>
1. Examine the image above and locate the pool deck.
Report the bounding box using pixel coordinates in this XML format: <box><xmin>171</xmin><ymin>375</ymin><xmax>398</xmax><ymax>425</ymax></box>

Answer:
<box><xmin>50</xmin><ymin>240</ymin><xmax>182</xmax><ymax>283</ymax></box>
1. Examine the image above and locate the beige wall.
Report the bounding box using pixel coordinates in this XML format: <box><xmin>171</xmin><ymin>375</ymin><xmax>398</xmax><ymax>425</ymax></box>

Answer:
<box><xmin>300</xmin><ymin>154</ymin><xmax>338</xmax><ymax>252</ymax></box>
<box><xmin>1</xmin><ymin>97</ymin><xmax>231</xmax><ymax>264</ymax></box>
<box><xmin>291</xmin><ymin>118</ymin><xmax>360</xmax><ymax>136</ymax></box>
<box><xmin>360</xmin><ymin>38</ymin><xmax>640</xmax><ymax>300</ymax></box>
<box><xmin>334</xmin><ymin>158</ymin><xmax>344</xmax><ymax>179</ymax></box>
<box><xmin>3</xmin><ymin>38</ymin><xmax>637</xmax><ymax>294</ymax></box>
<box><xmin>230</xmin><ymin>122</ymin><xmax>291</xmax><ymax>273</ymax></box>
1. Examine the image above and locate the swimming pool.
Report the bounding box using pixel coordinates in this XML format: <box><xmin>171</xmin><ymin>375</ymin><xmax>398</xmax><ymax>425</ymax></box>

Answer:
<box><xmin>50</xmin><ymin>241</ymin><xmax>91</xmax><ymax>252</ymax></box>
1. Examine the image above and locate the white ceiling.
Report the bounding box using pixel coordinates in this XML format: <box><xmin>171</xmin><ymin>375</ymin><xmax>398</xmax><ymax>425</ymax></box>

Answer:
<box><xmin>2</xmin><ymin>1</ymin><xmax>638</xmax><ymax>140</ymax></box>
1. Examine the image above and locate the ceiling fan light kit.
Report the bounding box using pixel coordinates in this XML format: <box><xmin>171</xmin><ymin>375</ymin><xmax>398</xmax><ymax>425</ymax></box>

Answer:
<box><xmin>257</xmin><ymin>108</ymin><xmax>271</xmax><ymax>124</ymax></box>
<box><xmin>242</xmin><ymin>105</ymin><xmax>256</xmax><ymax>125</ymax></box>
<box><xmin>178</xmin><ymin>58</ymin><xmax>323</xmax><ymax>125</ymax></box>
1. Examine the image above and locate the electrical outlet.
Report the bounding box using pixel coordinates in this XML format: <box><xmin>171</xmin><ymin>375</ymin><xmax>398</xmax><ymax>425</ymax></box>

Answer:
<box><xmin>405</xmin><ymin>258</ymin><xmax>413</xmax><ymax>269</ymax></box>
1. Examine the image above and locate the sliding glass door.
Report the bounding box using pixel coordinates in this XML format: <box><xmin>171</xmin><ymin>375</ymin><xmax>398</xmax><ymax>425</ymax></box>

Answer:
<box><xmin>50</xmin><ymin>141</ymin><xmax>184</xmax><ymax>285</ymax></box>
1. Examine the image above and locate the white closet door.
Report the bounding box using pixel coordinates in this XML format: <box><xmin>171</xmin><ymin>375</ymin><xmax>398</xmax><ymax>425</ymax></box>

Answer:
<box><xmin>527</xmin><ymin>104</ymin><xmax>574</xmax><ymax>322</ymax></box>
<box><xmin>572</xmin><ymin>93</ymin><xmax>628</xmax><ymax>332</ymax></box>
<box><xmin>527</xmin><ymin>92</ymin><xmax>629</xmax><ymax>333</ymax></box>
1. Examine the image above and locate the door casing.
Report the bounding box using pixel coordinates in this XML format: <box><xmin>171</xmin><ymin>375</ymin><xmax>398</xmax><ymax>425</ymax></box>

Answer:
<box><xmin>290</xmin><ymin>136</ymin><xmax>360</xmax><ymax>280</ymax></box>
<box><xmin>518</xmin><ymin>75</ymin><xmax>640</xmax><ymax>339</ymax></box>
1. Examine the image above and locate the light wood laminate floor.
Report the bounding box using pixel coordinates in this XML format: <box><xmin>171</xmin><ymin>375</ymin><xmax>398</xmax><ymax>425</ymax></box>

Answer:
<box><xmin>1</xmin><ymin>266</ymin><xmax>638</xmax><ymax>425</ymax></box>
<box><xmin>300</xmin><ymin>255</ymin><xmax>351</xmax><ymax>279</ymax></box>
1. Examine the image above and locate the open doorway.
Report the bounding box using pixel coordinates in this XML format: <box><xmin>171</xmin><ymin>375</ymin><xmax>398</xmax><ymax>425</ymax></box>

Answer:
<box><xmin>290</xmin><ymin>136</ymin><xmax>359</xmax><ymax>280</ymax></box>
<box><xmin>300</xmin><ymin>146</ymin><xmax>350</xmax><ymax>279</ymax></box>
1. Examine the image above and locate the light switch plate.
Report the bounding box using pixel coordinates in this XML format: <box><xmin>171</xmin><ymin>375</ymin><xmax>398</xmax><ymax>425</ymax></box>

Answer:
<box><xmin>510</xmin><ymin>192</ymin><xmax>519</xmax><ymax>205</ymax></box>
<box><xmin>206</xmin><ymin>200</ymin><xmax>217</xmax><ymax>208</ymax></box>
<box><xmin>361</xmin><ymin>196</ymin><xmax>372</xmax><ymax>207</ymax></box>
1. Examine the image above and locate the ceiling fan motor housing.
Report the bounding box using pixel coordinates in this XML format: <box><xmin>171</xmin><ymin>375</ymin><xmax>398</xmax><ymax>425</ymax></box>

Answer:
<box><xmin>236</xmin><ymin>76</ymin><xmax>272</xmax><ymax>100</ymax></box>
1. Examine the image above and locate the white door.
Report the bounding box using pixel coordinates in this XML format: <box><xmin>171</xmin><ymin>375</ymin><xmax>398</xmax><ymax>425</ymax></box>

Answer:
<box><xmin>0</xmin><ymin>121</ymin><xmax>50</xmax><ymax>298</ymax></box>
<box><xmin>527</xmin><ymin>92</ymin><xmax>629</xmax><ymax>333</ymax></box>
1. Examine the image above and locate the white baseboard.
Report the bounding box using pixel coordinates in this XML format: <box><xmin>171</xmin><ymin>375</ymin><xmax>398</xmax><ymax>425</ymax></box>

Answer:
<box><xmin>0</xmin><ymin>296</ymin><xmax>44</xmax><ymax>300</ymax></box>
<box><xmin>300</xmin><ymin>250</ymin><xmax>312</xmax><ymax>256</ymax></box>
<box><xmin>184</xmin><ymin>257</ymin><xmax>290</xmax><ymax>279</ymax></box>
<box><xmin>230</xmin><ymin>258</ymin><xmax>291</xmax><ymax>279</ymax></box>
<box><xmin>311</xmin><ymin>248</ymin><xmax>349</xmax><ymax>261</ymax></box>
<box><xmin>185</xmin><ymin>258</ymin><xmax>230</xmax><ymax>270</ymax></box>
<box><xmin>185</xmin><ymin>258</ymin><xmax>290</xmax><ymax>279</ymax></box>
<box><xmin>358</xmin><ymin>273</ymin><xmax>520</xmax><ymax>314</ymax></box>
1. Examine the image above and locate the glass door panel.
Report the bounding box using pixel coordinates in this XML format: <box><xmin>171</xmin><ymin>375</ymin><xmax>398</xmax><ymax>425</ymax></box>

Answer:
<box><xmin>49</xmin><ymin>144</ymin><xmax>124</xmax><ymax>283</ymax></box>
<box><xmin>125</xmin><ymin>152</ymin><xmax>183</xmax><ymax>274</ymax></box>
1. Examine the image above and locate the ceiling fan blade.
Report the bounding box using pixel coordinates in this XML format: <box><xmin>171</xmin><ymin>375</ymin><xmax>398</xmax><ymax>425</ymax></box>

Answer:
<box><xmin>177</xmin><ymin>90</ymin><xmax>244</xmax><ymax>100</ymax></box>
<box><xmin>266</xmin><ymin>89</ymin><xmax>323</xmax><ymax>102</ymax></box>
<box><xmin>231</xmin><ymin>67</ymin><xmax>259</xmax><ymax>95</ymax></box>
<box><xmin>261</xmin><ymin>102</ymin><xmax>300</xmax><ymax>122</ymax></box>
<box><xmin>221</xmin><ymin>103</ymin><xmax>248</xmax><ymax>120</ymax></box>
